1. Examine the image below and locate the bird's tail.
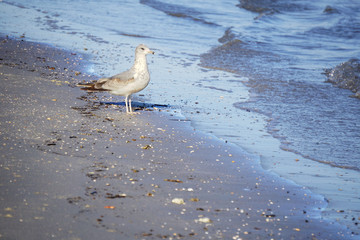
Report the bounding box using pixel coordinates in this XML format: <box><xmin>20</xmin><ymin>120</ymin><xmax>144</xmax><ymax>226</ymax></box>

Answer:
<box><xmin>76</xmin><ymin>82</ymin><xmax>108</xmax><ymax>92</ymax></box>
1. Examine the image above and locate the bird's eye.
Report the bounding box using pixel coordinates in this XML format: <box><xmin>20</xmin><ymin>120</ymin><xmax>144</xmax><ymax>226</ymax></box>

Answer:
<box><xmin>141</xmin><ymin>47</ymin><xmax>145</xmax><ymax>50</ymax></box>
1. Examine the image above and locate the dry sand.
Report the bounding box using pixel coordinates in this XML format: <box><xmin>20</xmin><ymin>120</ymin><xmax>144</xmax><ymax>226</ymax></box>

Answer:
<box><xmin>0</xmin><ymin>36</ymin><xmax>357</xmax><ymax>239</ymax></box>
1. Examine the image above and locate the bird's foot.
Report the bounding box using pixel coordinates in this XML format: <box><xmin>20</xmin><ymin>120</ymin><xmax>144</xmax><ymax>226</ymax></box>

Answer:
<box><xmin>126</xmin><ymin>111</ymin><xmax>140</xmax><ymax>115</ymax></box>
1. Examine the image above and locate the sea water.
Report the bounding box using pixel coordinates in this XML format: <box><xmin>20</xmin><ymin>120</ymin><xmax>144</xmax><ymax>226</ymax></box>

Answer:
<box><xmin>1</xmin><ymin>0</ymin><xmax>359</xmax><ymax>233</ymax></box>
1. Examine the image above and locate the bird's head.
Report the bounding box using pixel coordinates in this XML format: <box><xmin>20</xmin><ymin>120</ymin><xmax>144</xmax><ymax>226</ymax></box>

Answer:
<box><xmin>136</xmin><ymin>44</ymin><xmax>155</xmax><ymax>55</ymax></box>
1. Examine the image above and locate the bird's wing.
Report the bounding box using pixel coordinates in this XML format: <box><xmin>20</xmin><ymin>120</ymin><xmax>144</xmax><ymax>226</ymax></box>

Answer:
<box><xmin>97</xmin><ymin>77</ymin><xmax>135</xmax><ymax>91</ymax></box>
<box><xmin>93</xmin><ymin>69</ymin><xmax>134</xmax><ymax>90</ymax></box>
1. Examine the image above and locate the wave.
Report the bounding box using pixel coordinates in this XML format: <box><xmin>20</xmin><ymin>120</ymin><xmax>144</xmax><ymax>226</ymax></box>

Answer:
<box><xmin>307</xmin><ymin>16</ymin><xmax>360</xmax><ymax>40</ymax></box>
<box><xmin>140</xmin><ymin>0</ymin><xmax>219</xmax><ymax>26</ymax></box>
<box><xmin>200</xmin><ymin>25</ymin><xmax>360</xmax><ymax>172</ymax></box>
<box><xmin>237</xmin><ymin>0</ymin><xmax>313</xmax><ymax>14</ymax></box>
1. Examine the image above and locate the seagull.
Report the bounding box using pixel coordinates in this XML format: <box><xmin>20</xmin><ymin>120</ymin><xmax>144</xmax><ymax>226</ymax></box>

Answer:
<box><xmin>77</xmin><ymin>44</ymin><xmax>155</xmax><ymax>113</ymax></box>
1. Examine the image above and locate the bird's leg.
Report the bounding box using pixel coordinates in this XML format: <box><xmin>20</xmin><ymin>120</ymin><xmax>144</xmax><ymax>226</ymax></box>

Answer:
<box><xmin>127</xmin><ymin>96</ymin><xmax>139</xmax><ymax>114</ymax></box>
<box><xmin>129</xmin><ymin>97</ymin><xmax>133</xmax><ymax>113</ymax></box>
<box><xmin>125</xmin><ymin>95</ymin><xmax>129</xmax><ymax>113</ymax></box>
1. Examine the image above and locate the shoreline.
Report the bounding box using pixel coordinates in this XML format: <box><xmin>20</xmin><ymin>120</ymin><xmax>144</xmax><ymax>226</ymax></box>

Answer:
<box><xmin>199</xmin><ymin>45</ymin><xmax>360</xmax><ymax>235</ymax></box>
<box><xmin>0</xmin><ymin>36</ymin><xmax>357</xmax><ymax>239</ymax></box>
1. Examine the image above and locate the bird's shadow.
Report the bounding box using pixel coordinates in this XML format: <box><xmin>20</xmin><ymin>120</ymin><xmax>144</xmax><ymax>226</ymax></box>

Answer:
<box><xmin>102</xmin><ymin>101</ymin><xmax>169</xmax><ymax>110</ymax></box>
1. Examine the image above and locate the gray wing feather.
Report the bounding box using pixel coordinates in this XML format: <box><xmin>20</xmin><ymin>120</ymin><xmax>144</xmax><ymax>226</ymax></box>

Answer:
<box><xmin>95</xmin><ymin>69</ymin><xmax>135</xmax><ymax>90</ymax></box>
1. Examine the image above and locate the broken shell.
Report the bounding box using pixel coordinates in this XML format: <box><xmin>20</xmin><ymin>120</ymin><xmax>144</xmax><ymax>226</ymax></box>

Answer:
<box><xmin>195</xmin><ymin>217</ymin><xmax>212</xmax><ymax>223</ymax></box>
<box><xmin>172</xmin><ymin>198</ymin><xmax>185</xmax><ymax>205</ymax></box>
<box><xmin>104</xmin><ymin>206</ymin><xmax>116</xmax><ymax>209</ymax></box>
<box><xmin>164</xmin><ymin>179</ymin><xmax>183</xmax><ymax>183</ymax></box>
<box><xmin>141</xmin><ymin>144</ymin><xmax>152</xmax><ymax>149</ymax></box>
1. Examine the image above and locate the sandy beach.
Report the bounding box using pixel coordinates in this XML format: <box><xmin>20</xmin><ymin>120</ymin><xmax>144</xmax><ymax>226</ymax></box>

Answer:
<box><xmin>0</xmin><ymin>37</ymin><xmax>357</xmax><ymax>239</ymax></box>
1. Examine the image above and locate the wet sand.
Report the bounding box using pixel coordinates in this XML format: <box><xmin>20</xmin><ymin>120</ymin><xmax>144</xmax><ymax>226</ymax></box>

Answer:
<box><xmin>0</xmin><ymin>36</ymin><xmax>356</xmax><ymax>239</ymax></box>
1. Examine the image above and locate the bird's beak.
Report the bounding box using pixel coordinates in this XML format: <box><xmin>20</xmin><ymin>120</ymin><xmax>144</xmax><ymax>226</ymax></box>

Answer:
<box><xmin>150</xmin><ymin>50</ymin><xmax>155</xmax><ymax>55</ymax></box>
